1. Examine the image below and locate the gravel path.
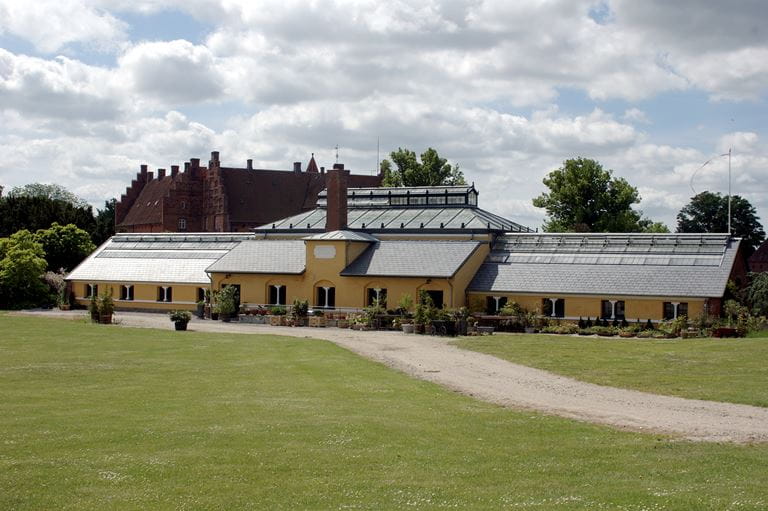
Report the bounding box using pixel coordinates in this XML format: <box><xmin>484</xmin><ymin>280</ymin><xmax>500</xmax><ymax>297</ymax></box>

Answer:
<box><xmin>16</xmin><ymin>310</ymin><xmax>768</xmax><ymax>443</ymax></box>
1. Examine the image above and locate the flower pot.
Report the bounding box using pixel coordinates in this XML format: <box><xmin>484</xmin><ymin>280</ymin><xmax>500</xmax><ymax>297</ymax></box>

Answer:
<box><xmin>268</xmin><ymin>315</ymin><xmax>285</xmax><ymax>326</ymax></box>
<box><xmin>309</xmin><ymin>316</ymin><xmax>326</xmax><ymax>327</ymax></box>
<box><xmin>174</xmin><ymin>321</ymin><xmax>188</xmax><ymax>331</ymax></box>
<box><xmin>402</xmin><ymin>323</ymin><xmax>415</xmax><ymax>334</ymax></box>
<box><xmin>211</xmin><ymin>312</ymin><xmax>220</xmax><ymax>321</ymax></box>
<box><xmin>414</xmin><ymin>323</ymin><xmax>424</xmax><ymax>334</ymax></box>
<box><xmin>99</xmin><ymin>313</ymin><xmax>112</xmax><ymax>325</ymax></box>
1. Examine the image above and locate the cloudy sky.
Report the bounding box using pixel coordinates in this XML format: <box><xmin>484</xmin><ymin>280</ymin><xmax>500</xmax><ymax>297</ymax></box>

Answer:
<box><xmin>0</xmin><ymin>0</ymin><xmax>766</xmax><ymax>230</ymax></box>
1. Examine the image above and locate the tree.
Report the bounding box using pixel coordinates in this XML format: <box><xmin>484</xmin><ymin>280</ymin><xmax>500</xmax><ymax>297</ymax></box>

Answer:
<box><xmin>676</xmin><ymin>191</ymin><xmax>765</xmax><ymax>256</ymax></box>
<box><xmin>7</xmin><ymin>183</ymin><xmax>89</xmax><ymax>208</ymax></box>
<box><xmin>532</xmin><ymin>157</ymin><xmax>652</xmax><ymax>232</ymax></box>
<box><xmin>380</xmin><ymin>147</ymin><xmax>466</xmax><ymax>187</ymax></box>
<box><xmin>0</xmin><ymin>194</ymin><xmax>95</xmax><ymax>237</ymax></box>
<box><xmin>0</xmin><ymin>230</ymin><xmax>49</xmax><ymax>309</ymax></box>
<box><xmin>92</xmin><ymin>198</ymin><xmax>116</xmax><ymax>246</ymax></box>
<box><xmin>747</xmin><ymin>272</ymin><xmax>768</xmax><ymax>317</ymax></box>
<box><xmin>35</xmin><ymin>223</ymin><xmax>96</xmax><ymax>272</ymax></box>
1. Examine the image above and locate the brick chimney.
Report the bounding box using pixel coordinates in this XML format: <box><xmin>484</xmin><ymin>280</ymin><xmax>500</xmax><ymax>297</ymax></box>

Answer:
<box><xmin>293</xmin><ymin>161</ymin><xmax>302</xmax><ymax>173</ymax></box>
<box><xmin>325</xmin><ymin>163</ymin><xmax>349</xmax><ymax>232</ymax></box>
<box><xmin>171</xmin><ymin>165</ymin><xmax>179</xmax><ymax>178</ymax></box>
<box><xmin>157</xmin><ymin>168</ymin><xmax>166</xmax><ymax>179</ymax></box>
<box><xmin>247</xmin><ymin>159</ymin><xmax>253</xmax><ymax>170</ymax></box>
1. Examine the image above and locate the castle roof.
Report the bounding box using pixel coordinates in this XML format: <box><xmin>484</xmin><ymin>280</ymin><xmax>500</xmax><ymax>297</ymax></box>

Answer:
<box><xmin>118</xmin><ymin>177</ymin><xmax>174</xmax><ymax>227</ymax></box>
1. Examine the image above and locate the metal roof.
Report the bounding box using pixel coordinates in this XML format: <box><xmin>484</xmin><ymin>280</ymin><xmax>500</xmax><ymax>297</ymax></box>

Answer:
<box><xmin>341</xmin><ymin>241</ymin><xmax>482</xmax><ymax>278</ymax></box>
<box><xmin>205</xmin><ymin>240</ymin><xmax>306</xmax><ymax>274</ymax></box>
<box><xmin>303</xmin><ymin>230</ymin><xmax>379</xmax><ymax>242</ymax></box>
<box><xmin>257</xmin><ymin>205</ymin><xmax>531</xmax><ymax>233</ymax></box>
<box><xmin>67</xmin><ymin>233</ymin><xmax>252</xmax><ymax>284</ymax></box>
<box><xmin>469</xmin><ymin>233</ymin><xmax>740</xmax><ymax>298</ymax></box>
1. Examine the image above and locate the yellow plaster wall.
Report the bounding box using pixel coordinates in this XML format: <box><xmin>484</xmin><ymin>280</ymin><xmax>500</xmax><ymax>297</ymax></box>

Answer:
<box><xmin>467</xmin><ymin>292</ymin><xmax>706</xmax><ymax>321</ymax></box>
<box><xmin>70</xmin><ymin>280</ymin><xmax>202</xmax><ymax>311</ymax></box>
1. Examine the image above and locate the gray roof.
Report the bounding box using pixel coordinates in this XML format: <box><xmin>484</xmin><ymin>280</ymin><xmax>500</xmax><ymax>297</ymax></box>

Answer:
<box><xmin>206</xmin><ymin>240</ymin><xmax>306</xmax><ymax>274</ymax></box>
<box><xmin>468</xmin><ymin>233</ymin><xmax>740</xmax><ymax>298</ymax></box>
<box><xmin>341</xmin><ymin>241</ymin><xmax>482</xmax><ymax>278</ymax></box>
<box><xmin>303</xmin><ymin>230</ymin><xmax>379</xmax><ymax>242</ymax></box>
<box><xmin>256</xmin><ymin>205</ymin><xmax>529</xmax><ymax>233</ymax></box>
<box><xmin>67</xmin><ymin>233</ymin><xmax>253</xmax><ymax>284</ymax></box>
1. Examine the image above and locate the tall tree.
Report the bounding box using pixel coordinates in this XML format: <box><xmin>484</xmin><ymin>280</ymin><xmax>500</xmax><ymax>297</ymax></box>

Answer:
<box><xmin>0</xmin><ymin>230</ymin><xmax>49</xmax><ymax>309</ymax></box>
<box><xmin>381</xmin><ymin>147</ymin><xmax>466</xmax><ymax>187</ymax></box>
<box><xmin>7</xmin><ymin>183</ymin><xmax>89</xmax><ymax>208</ymax></box>
<box><xmin>35</xmin><ymin>223</ymin><xmax>96</xmax><ymax>272</ymax></box>
<box><xmin>676</xmin><ymin>191</ymin><xmax>765</xmax><ymax>255</ymax></box>
<box><xmin>92</xmin><ymin>198</ymin><xmax>116</xmax><ymax>246</ymax></box>
<box><xmin>747</xmin><ymin>272</ymin><xmax>768</xmax><ymax>317</ymax></box>
<box><xmin>0</xmin><ymin>188</ymin><xmax>95</xmax><ymax>237</ymax></box>
<box><xmin>532</xmin><ymin>157</ymin><xmax>651</xmax><ymax>232</ymax></box>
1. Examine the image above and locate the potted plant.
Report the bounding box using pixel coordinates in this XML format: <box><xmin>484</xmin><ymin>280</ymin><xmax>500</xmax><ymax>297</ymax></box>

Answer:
<box><xmin>309</xmin><ymin>309</ymin><xmax>326</xmax><ymax>327</ymax></box>
<box><xmin>218</xmin><ymin>285</ymin><xmax>238</xmax><ymax>322</ymax></box>
<box><xmin>170</xmin><ymin>310</ymin><xmax>192</xmax><ymax>331</ymax></box>
<box><xmin>195</xmin><ymin>300</ymin><xmax>205</xmax><ymax>319</ymax></box>
<box><xmin>97</xmin><ymin>290</ymin><xmax>114</xmax><ymax>324</ymax></box>
<box><xmin>269</xmin><ymin>305</ymin><xmax>287</xmax><ymax>326</ymax></box>
<box><xmin>291</xmin><ymin>298</ymin><xmax>309</xmax><ymax>326</ymax></box>
<box><xmin>211</xmin><ymin>304</ymin><xmax>220</xmax><ymax>321</ymax></box>
<box><xmin>89</xmin><ymin>294</ymin><xmax>99</xmax><ymax>322</ymax></box>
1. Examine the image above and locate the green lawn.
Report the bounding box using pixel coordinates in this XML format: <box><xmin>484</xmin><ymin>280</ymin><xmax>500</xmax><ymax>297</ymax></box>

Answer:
<box><xmin>1</xmin><ymin>316</ymin><xmax>767</xmax><ymax>510</ymax></box>
<box><xmin>453</xmin><ymin>333</ymin><xmax>768</xmax><ymax>407</ymax></box>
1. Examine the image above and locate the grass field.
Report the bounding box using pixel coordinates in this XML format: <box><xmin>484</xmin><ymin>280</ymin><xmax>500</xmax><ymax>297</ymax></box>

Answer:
<box><xmin>2</xmin><ymin>315</ymin><xmax>768</xmax><ymax>510</ymax></box>
<box><xmin>453</xmin><ymin>333</ymin><xmax>768</xmax><ymax>407</ymax></box>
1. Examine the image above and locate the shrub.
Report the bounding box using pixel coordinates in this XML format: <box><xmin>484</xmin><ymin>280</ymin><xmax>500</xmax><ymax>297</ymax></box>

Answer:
<box><xmin>292</xmin><ymin>298</ymin><xmax>309</xmax><ymax>319</ymax></box>
<box><xmin>169</xmin><ymin>310</ymin><xmax>192</xmax><ymax>323</ymax></box>
<box><xmin>270</xmin><ymin>306</ymin><xmax>287</xmax><ymax>316</ymax></box>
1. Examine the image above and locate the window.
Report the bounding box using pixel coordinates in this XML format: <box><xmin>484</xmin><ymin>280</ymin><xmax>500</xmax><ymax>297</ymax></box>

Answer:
<box><xmin>601</xmin><ymin>300</ymin><xmax>625</xmax><ymax>319</ymax></box>
<box><xmin>86</xmin><ymin>283</ymin><xmax>98</xmax><ymax>298</ymax></box>
<box><xmin>178</xmin><ymin>218</ymin><xmax>187</xmax><ymax>231</ymax></box>
<box><xmin>423</xmin><ymin>290</ymin><xmax>444</xmax><ymax>309</ymax></box>
<box><xmin>390</xmin><ymin>196</ymin><xmax>407</xmax><ymax>206</ymax></box>
<box><xmin>486</xmin><ymin>296</ymin><xmax>508</xmax><ymax>314</ymax></box>
<box><xmin>120</xmin><ymin>285</ymin><xmax>134</xmax><ymax>301</ymax></box>
<box><xmin>663</xmin><ymin>302</ymin><xmax>688</xmax><ymax>320</ymax></box>
<box><xmin>447</xmin><ymin>195</ymin><xmax>466</xmax><ymax>205</ymax></box>
<box><xmin>542</xmin><ymin>298</ymin><xmax>565</xmax><ymax>318</ymax></box>
<box><xmin>157</xmin><ymin>286</ymin><xmax>173</xmax><ymax>302</ymax></box>
<box><xmin>268</xmin><ymin>285</ymin><xmax>286</xmax><ymax>305</ymax></box>
<box><xmin>181</xmin><ymin>200</ymin><xmax>187</xmax><ymax>210</ymax></box>
<box><xmin>367</xmin><ymin>288</ymin><xmax>387</xmax><ymax>307</ymax></box>
<box><xmin>409</xmin><ymin>196</ymin><xmax>426</xmax><ymax>205</ymax></box>
<box><xmin>316</xmin><ymin>286</ymin><xmax>336</xmax><ymax>308</ymax></box>
<box><xmin>428</xmin><ymin>195</ymin><xmax>446</xmax><ymax>205</ymax></box>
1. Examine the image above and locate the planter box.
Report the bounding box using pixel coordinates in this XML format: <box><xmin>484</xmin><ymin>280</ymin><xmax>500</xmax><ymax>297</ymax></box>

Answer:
<box><xmin>268</xmin><ymin>315</ymin><xmax>286</xmax><ymax>326</ymax></box>
<box><xmin>336</xmin><ymin>320</ymin><xmax>349</xmax><ymax>329</ymax></box>
<box><xmin>309</xmin><ymin>316</ymin><xmax>327</xmax><ymax>327</ymax></box>
<box><xmin>477</xmin><ymin>326</ymin><xmax>494</xmax><ymax>335</ymax></box>
<box><xmin>402</xmin><ymin>324</ymin><xmax>414</xmax><ymax>334</ymax></box>
<box><xmin>326</xmin><ymin>319</ymin><xmax>338</xmax><ymax>328</ymax></box>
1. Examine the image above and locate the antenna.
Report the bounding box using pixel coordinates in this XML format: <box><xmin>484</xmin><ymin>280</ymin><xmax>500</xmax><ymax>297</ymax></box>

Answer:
<box><xmin>335</xmin><ymin>144</ymin><xmax>339</xmax><ymax>164</ymax></box>
<box><xmin>376</xmin><ymin>137</ymin><xmax>380</xmax><ymax>175</ymax></box>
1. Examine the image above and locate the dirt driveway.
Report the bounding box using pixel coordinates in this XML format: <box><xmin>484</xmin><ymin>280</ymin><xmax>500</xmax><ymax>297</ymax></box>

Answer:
<box><xmin>17</xmin><ymin>310</ymin><xmax>768</xmax><ymax>443</ymax></box>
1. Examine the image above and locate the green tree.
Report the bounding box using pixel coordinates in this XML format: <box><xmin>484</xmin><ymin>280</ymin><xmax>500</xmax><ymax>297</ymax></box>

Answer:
<box><xmin>7</xmin><ymin>183</ymin><xmax>89</xmax><ymax>208</ymax></box>
<box><xmin>676</xmin><ymin>191</ymin><xmax>765</xmax><ymax>256</ymax></box>
<box><xmin>35</xmin><ymin>223</ymin><xmax>96</xmax><ymax>272</ymax></box>
<box><xmin>0</xmin><ymin>230</ymin><xmax>49</xmax><ymax>309</ymax></box>
<box><xmin>532</xmin><ymin>157</ymin><xmax>651</xmax><ymax>232</ymax></box>
<box><xmin>0</xmin><ymin>193</ymin><xmax>95</xmax><ymax>237</ymax></box>
<box><xmin>381</xmin><ymin>147</ymin><xmax>466</xmax><ymax>187</ymax></box>
<box><xmin>747</xmin><ymin>272</ymin><xmax>768</xmax><ymax>317</ymax></box>
<box><xmin>92</xmin><ymin>198</ymin><xmax>116</xmax><ymax>245</ymax></box>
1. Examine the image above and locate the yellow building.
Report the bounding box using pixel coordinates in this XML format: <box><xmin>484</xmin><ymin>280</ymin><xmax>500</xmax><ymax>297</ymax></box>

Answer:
<box><xmin>67</xmin><ymin>166</ymin><xmax>744</xmax><ymax>320</ymax></box>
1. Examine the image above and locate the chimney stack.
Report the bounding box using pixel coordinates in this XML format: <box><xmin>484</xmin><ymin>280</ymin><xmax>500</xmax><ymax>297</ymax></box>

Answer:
<box><xmin>171</xmin><ymin>165</ymin><xmax>179</xmax><ymax>178</ymax></box>
<box><xmin>247</xmin><ymin>159</ymin><xmax>253</xmax><ymax>170</ymax></box>
<box><xmin>325</xmin><ymin>163</ymin><xmax>349</xmax><ymax>232</ymax></box>
<box><xmin>157</xmin><ymin>168</ymin><xmax>166</xmax><ymax>179</ymax></box>
<box><xmin>293</xmin><ymin>161</ymin><xmax>302</xmax><ymax>173</ymax></box>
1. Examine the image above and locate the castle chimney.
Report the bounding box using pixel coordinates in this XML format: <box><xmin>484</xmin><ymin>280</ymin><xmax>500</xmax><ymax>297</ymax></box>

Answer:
<box><xmin>147</xmin><ymin>171</ymin><xmax>154</xmax><ymax>181</ymax></box>
<box><xmin>211</xmin><ymin>151</ymin><xmax>219</xmax><ymax>162</ymax></box>
<box><xmin>157</xmin><ymin>168</ymin><xmax>166</xmax><ymax>179</ymax></box>
<box><xmin>184</xmin><ymin>162</ymin><xmax>190</xmax><ymax>173</ymax></box>
<box><xmin>325</xmin><ymin>163</ymin><xmax>349</xmax><ymax>232</ymax></box>
<box><xmin>293</xmin><ymin>161</ymin><xmax>302</xmax><ymax>173</ymax></box>
<box><xmin>190</xmin><ymin>158</ymin><xmax>200</xmax><ymax>177</ymax></box>
<box><xmin>140</xmin><ymin>164</ymin><xmax>148</xmax><ymax>180</ymax></box>
<box><xmin>247</xmin><ymin>159</ymin><xmax>253</xmax><ymax>170</ymax></box>
<box><xmin>171</xmin><ymin>165</ymin><xmax>179</xmax><ymax>178</ymax></box>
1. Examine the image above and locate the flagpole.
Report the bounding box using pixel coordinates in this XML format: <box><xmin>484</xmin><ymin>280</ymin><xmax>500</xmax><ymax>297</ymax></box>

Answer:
<box><xmin>727</xmin><ymin>147</ymin><xmax>732</xmax><ymax>235</ymax></box>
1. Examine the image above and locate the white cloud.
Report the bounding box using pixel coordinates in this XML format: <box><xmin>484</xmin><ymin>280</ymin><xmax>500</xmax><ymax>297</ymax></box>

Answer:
<box><xmin>0</xmin><ymin>0</ymin><xmax>126</xmax><ymax>53</ymax></box>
